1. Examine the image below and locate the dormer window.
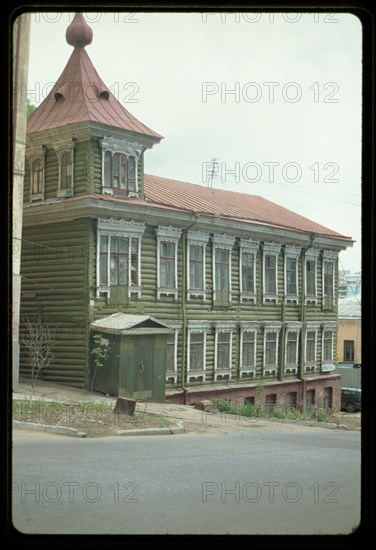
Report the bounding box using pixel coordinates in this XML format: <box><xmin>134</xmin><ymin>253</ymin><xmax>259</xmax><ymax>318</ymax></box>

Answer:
<box><xmin>102</xmin><ymin>151</ymin><xmax>137</xmax><ymax>197</ymax></box>
<box><xmin>30</xmin><ymin>156</ymin><xmax>45</xmax><ymax>201</ymax></box>
<box><xmin>56</xmin><ymin>141</ymin><xmax>75</xmax><ymax>198</ymax></box>
<box><xmin>60</xmin><ymin>151</ymin><xmax>72</xmax><ymax>188</ymax></box>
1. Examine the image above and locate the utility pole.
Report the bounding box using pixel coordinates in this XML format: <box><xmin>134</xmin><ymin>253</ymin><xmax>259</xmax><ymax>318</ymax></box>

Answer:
<box><xmin>13</xmin><ymin>14</ymin><xmax>31</xmax><ymax>391</ymax></box>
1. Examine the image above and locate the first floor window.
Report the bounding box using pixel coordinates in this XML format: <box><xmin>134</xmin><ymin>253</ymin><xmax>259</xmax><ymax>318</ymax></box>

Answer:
<box><xmin>286</xmin><ymin>331</ymin><xmax>298</xmax><ymax>365</ymax></box>
<box><xmin>265</xmin><ymin>254</ymin><xmax>277</xmax><ymax>294</ymax></box>
<box><xmin>242</xmin><ymin>331</ymin><xmax>255</xmax><ymax>368</ymax></box>
<box><xmin>287</xmin><ymin>392</ymin><xmax>297</xmax><ymax>410</ymax></box>
<box><xmin>166</xmin><ymin>334</ymin><xmax>175</xmax><ymax>373</ymax></box>
<box><xmin>100</xmin><ymin>235</ymin><xmax>108</xmax><ymax>285</ymax></box>
<box><xmin>265</xmin><ymin>332</ymin><xmax>277</xmax><ymax>366</ymax></box>
<box><xmin>265</xmin><ymin>393</ymin><xmax>277</xmax><ymax>406</ymax></box>
<box><xmin>189</xmin><ymin>333</ymin><xmax>204</xmax><ymax>371</ymax></box>
<box><xmin>217</xmin><ymin>331</ymin><xmax>231</xmax><ymax>370</ymax></box>
<box><xmin>160</xmin><ymin>241</ymin><xmax>175</xmax><ymax>288</ymax></box>
<box><xmin>306</xmin><ymin>330</ymin><xmax>316</xmax><ymax>363</ymax></box>
<box><xmin>323</xmin><ymin>330</ymin><xmax>333</xmax><ymax>362</ymax></box>
<box><xmin>306</xmin><ymin>389</ymin><xmax>315</xmax><ymax>408</ymax></box>
<box><xmin>343</xmin><ymin>340</ymin><xmax>354</xmax><ymax>362</ymax></box>
<box><xmin>323</xmin><ymin>387</ymin><xmax>332</xmax><ymax>410</ymax></box>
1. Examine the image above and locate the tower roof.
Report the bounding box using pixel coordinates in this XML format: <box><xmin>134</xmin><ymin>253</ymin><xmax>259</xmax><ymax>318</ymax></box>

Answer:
<box><xmin>27</xmin><ymin>13</ymin><xmax>162</xmax><ymax>139</ymax></box>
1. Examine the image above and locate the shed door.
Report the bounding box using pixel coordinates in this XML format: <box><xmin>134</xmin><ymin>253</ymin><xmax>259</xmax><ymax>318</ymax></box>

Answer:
<box><xmin>132</xmin><ymin>336</ymin><xmax>154</xmax><ymax>398</ymax></box>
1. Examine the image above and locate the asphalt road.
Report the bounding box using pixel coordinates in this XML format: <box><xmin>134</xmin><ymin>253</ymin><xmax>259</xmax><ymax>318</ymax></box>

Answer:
<box><xmin>12</xmin><ymin>429</ymin><xmax>360</xmax><ymax>535</ymax></box>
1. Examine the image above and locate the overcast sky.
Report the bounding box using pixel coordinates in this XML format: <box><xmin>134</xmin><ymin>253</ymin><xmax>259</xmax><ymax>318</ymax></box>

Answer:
<box><xmin>26</xmin><ymin>11</ymin><xmax>362</xmax><ymax>273</ymax></box>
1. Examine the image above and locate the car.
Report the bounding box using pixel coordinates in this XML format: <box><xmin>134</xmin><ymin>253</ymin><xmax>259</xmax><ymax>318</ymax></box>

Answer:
<box><xmin>341</xmin><ymin>388</ymin><xmax>361</xmax><ymax>413</ymax></box>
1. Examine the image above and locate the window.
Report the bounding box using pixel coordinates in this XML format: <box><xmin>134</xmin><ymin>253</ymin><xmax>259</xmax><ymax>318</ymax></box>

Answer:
<box><xmin>102</xmin><ymin>151</ymin><xmax>138</xmax><ymax>196</ymax></box>
<box><xmin>265</xmin><ymin>394</ymin><xmax>277</xmax><ymax>406</ymax></box>
<box><xmin>306</xmin><ymin>389</ymin><xmax>315</xmax><ymax>409</ymax></box>
<box><xmin>306</xmin><ymin>259</ymin><xmax>316</xmax><ymax>296</ymax></box>
<box><xmin>160</xmin><ymin>242</ymin><xmax>175</xmax><ymax>288</ymax></box>
<box><xmin>186</xmin><ymin>231</ymin><xmax>209</xmax><ymax>299</ymax></box>
<box><xmin>242</xmin><ymin>331</ymin><xmax>255</xmax><ymax>369</ymax></box>
<box><xmin>215</xmin><ymin>249</ymin><xmax>229</xmax><ymax>291</ymax></box>
<box><xmin>217</xmin><ymin>332</ymin><xmax>231</xmax><ymax>370</ymax></box>
<box><xmin>189</xmin><ymin>333</ymin><xmax>204</xmax><ymax>372</ymax></box>
<box><xmin>287</xmin><ymin>392</ymin><xmax>297</xmax><ymax>410</ymax></box>
<box><xmin>265</xmin><ymin>255</ymin><xmax>276</xmax><ymax>294</ymax></box>
<box><xmin>156</xmin><ymin>226</ymin><xmax>182</xmax><ymax>299</ymax></box>
<box><xmin>212</xmin><ymin>234</ymin><xmax>235</xmax><ymax>303</ymax></box>
<box><xmin>306</xmin><ymin>330</ymin><xmax>316</xmax><ymax>363</ymax></box>
<box><xmin>60</xmin><ymin>151</ymin><xmax>72</xmax><ymax>189</ymax></box>
<box><xmin>286</xmin><ymin>331</ymin><xmax>298</xmax><ymax>365</ymax></box>
<box><xmin>286</xmin><ymin>257</ymin><xmax>297</xmax><ymax>295</ymax></box>
<box><xmin>242</xmin><ymin>252</ymin><xmax>254</xmax><ymax>292</ymax></box>
<box><xmin>166</xmin><ymin>333</ymin><xmax>175</xmax><ymax>374</ymax></box>
<box><xmin>239</xmin><ymin>239</ymin><xmax>259</xmax><ymax>302</ymax></box>
<box><xmin>214</xmin><ymin>323</ymin><xmax>235</xmax><ymax>380</ymax></box>
<box><xmin>323</xmin><ymin>330</ymin><xmax>333</xmax><ymax>362</ymax></box>
<box><xmin>324</xmin><ymin>262</ymin><xmax>334</xmax><ymax>297</ymax></box>
<box><xmin>190</xmin><ymin>245</ymin><xmax>204</xmax><ymax>289</ymax></box>
<box><xmin>244</xmin><ymin>396</ymin><xmax>255</xmax><ymax>405</ymax></box>
<box><xmin>323</xmin><ymin>387</ymin><xmax>332</xmax><ymax>410</ymax></box>
<box><xmin>96</xmin><ymin>218</ymin><xmax>145</xmax><ymax>298</ymax></box>
<box><xmin>263</xmin><ymin>243</ymin><xmax>280</xmax><ymax>302</ymax></box>
<box><xmin>31</xmin><ymin>158</ymin><xmax>44</xmax><ymax>198</ymax></box>
<box><xmin>187</xmin><ymin>323</ymin><xmax>208</xmax><ymax>381</ymax></box>
<box><xmin>343</xmin><ymin>340</ymin><xmax>354</xmax><ymax>362</ymax></box>
<box><xmin>263</xmin><ymin>323</ymin><xmax>282</xmax><ymax>372</ymax></box>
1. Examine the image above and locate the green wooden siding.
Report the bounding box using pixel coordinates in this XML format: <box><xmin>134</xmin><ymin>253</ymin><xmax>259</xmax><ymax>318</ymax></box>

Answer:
<box><xmin>19</xmin><ymin>219</ymin><xmax>91</xmax><ymax>387</ymax></box>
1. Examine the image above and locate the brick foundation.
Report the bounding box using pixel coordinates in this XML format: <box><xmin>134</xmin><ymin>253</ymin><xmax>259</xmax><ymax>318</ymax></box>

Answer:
<box><xmin>165</xmin><ymin>375</ymin><xmax>341</xmax><ymax>412</ymax></box>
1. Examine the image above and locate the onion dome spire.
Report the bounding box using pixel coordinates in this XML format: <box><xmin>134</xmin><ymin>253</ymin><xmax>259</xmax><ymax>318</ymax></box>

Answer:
<box><xmin>66</xmin><ymin>12</ymin><xmax>93</xmax><ymax>48</ymax></box>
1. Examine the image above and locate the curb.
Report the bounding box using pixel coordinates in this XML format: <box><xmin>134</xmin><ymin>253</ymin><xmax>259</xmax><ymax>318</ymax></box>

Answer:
<box><xmin>116</xmin><ymin>422</ymin><xmax>185</xmax><ymax>436</ymax></box>
<box><xmin>13</xmin><ymin>420</ymin><xmax>185</xmax><ymax>438</ymax></box>
<box><xmin>13</xmin><ymin>421</ymin><xmax>87</xmax><ymax>438</ymax></box>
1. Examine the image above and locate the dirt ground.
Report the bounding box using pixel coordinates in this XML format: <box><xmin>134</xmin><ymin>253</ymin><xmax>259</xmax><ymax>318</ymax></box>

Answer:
<box><xmin>13</xmin><ymin>378</ymin><xmax>361</xmax><ymax>438</ymax></box>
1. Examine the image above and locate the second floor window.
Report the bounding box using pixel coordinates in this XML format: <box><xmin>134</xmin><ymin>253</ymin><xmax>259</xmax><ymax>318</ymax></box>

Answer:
<box><xmin>343</xmin><ymin>340</ymin><xmax>354</xmax><ymax>362</ymax></box>
<box><xmin>99</xmin><ymin>235</ymin><xmax>139</xmax><ymax>287</ymax></box>
<box><xmin>160</xmin><ymin>241</ymin><xmax>175</xmax><ymax>288</ymax></box>
<box><xmin>265</xmin><ymin>254</ymin><xmax>277</xmax><ymax>294</ymax></box>
<box><xmin>324</xmin><ymin>262</ymin><xmax>334</xmax><ymax>297</ymax></box>
<box><xmin>306</xmin><ymin>330</ymin><xmax>316</xmax><ymax>363</ymax></box>
<box><xmin>215</xmin><ymin>248</ymin><xmax>230</xmax><ymax>291</ymax></box>
<box><xmin>286</xmin><ymin>257</ymin><xmax>297</xmax><ymax>295</ymax></box>
<box><xmin>265</xmin><ymin>331</ymin><xmax>278</xmax><ymax>367</ymax></box>
<box><xmin>242</xmin><ymin>251</ymin><xmax>255</xmax><ymax>293</ymax></box>
<box><xmin>286</xmin><ymin>331</ymin><xmax>298</xmax><ymax>365</ymax></box>
<box><xmin>216</xmin><ymin>331</ymin><xmax>231</xmax><ymax>370</ymax></box>
<box><xmin>323</xmin><ymin>330</ymin><xmax>333</xmax><ymax>362</ymax></box>
<box><xmin>189</xmin><ymin>332</ymin><xmax>205</xmax><ymax>372</ymax></box>
<box><xmin>306</xmin><ymin>259</ymin><xmax>316</xmax><ymax>296</ymax></box>
<box><xmin>242</xmin><ymin>331</ymin><xmax>255</xmax><ymax>369</ymax></box>
<box><xmin>189</xmin><ymin>245</ymin><xmax>204</xmax><ymax>289</ymax></box>
<box><xmin>31</xmin><ymin>158</ymin><xmax>43</xmax><ymax>195</ymax></box>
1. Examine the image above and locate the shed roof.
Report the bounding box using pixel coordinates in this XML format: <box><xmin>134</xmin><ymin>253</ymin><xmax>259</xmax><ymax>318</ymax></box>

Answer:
<box><xmin>91</xmin><ymin>312</ymin><xmax>173</xmax><ymax>335</ymax></box>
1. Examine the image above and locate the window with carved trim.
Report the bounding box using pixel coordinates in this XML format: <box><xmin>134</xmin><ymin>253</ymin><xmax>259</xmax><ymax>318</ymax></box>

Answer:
<box><xmin>60</xmin><ymin>151</ymin><xmax>72</xmax><ymax>189</ymax></box>
<box><xmin>103</xmin><ymin>151</ymin><xmax>137</xmax><ymax>196</ymax></box>
<box><xmin>31</xmin><ymin>158</ymin><xmax>44</xmax><ymax>195</ymax></box>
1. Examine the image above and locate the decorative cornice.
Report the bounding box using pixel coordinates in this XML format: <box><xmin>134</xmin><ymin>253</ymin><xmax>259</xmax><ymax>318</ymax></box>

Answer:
<box><xmin>100</xmin><ymin>135</ymin><xmax>145</xmax><ymax>158</ymax></box>
<box><xmin>322</xmin><ymin>249</ymin><xmax>339</xmax><ymax>260</ymax></box>
<box><xmin>187</xmin><ymin>230</ymin><xmax>210</xmax><ymax>246</ymax></box>
<box><xmin>239</xmin><ymin>238</ymin><xmax>259</xmax><ymax>252</ymax></box>
<box><xmin>321</xmin><ymin>322</ymin><xmax>337</xmax><ymax>330</ymax></box>
<box><xmin>97</xmin><ymin>217</ymin><xmax>145</xmax><ymax>236</ymax></box>
<box><xmin>263</xmin><ymin>242</ymin><xmax>281</xmax><ymax>255</ymax></box>
<box><xmin>155</xmin><ymin>225</ymin><xmax>182</xmax><ymax>241</ymax></box>
<box><xmin>212</xmin><ymin>233</ymin><xmax>236</xmax><ymax>249</ymax></box>
<box><xmin>285</xmin><ymin>245</ymin><xmax>301</xmax><ymax>258</ymax></box>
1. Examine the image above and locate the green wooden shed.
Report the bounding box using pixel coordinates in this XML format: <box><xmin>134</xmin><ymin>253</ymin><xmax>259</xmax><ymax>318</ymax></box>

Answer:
<box><xmin>90</xmin><ymin>313</ymin><xmax>174</xmax><ymax>402</ymax></box>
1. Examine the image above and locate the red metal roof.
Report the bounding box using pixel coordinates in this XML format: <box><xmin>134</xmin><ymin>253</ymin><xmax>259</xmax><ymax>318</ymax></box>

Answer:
<box><xmin>143</xmin><ymin>174</ymin><xmax>352</xmax><ymax>240</ymax></box>
<box><xmin>27</xmin><ymin>14</ymin><xmax>162</xmax><ymax>139</ymax></box>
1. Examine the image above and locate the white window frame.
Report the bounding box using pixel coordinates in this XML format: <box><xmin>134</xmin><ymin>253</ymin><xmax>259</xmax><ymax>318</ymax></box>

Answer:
<box><xmin>165</xmin><ymin>325</ymin><xmax>180</xmax><ymax>384</ymax></box>
<box><xmin>214</xmin><ymin>321</ymin><xmax>236</xmax><ymax>381</ymax></box>
<box><xmin>56</xmin><ymin>143</ymin><xmax>75</xmax><ymax>198</ymax></box>
<box><xmin>304</xmin><ymin>321</ymin><xmax>320</xmax><ymax>372</ymax></box>
<box><xmin>262</xmin><ymin>243</ymin><xmax>281</xmax><ymax>303</ymax></box>
<box><xmin>28</xmin><ymin>154</ymin><xmax>45</xmax><ymax>202</ymax></box>
<box><xmin>284</xmin><ymin>245</ymin><xmax>300</xmax><ymax>303</ymax></box>
<box><xmin>321</xmin><ymin>321</ymin><xmax>336</xmax><ymax>371</ymax></box>
<box><xmin>284</xmin><ymin>322</ymin><xmax>301</xmax><ymax>374</ymax></box>
<box><xmin>156</xmin><ymin>226</ymin><xmax>182</xmax><ymax>299</ymax></box>
<box><xmin>186</xmin><ymin>231</ymin><xmax>209</xmax><ymax>299</ymax></box>
<box><xmin>322</xmin><ymin>250</ymin><xmax>337</xmax><ymax>310</ymax></box>
<box><xmin>305</xmin><ymin>249</ymin><xmax>320</xmax><ymax>304</ymax></box>
<box><xmin>96</xmin><ymin>218</ymin><xmax>145</xmax><ymax>298</ymax></box>
<box><xmin>212</xmin><ymin>234</ymin><xmax>236</xmax><ymax>302</ymax></box>
<box><xmin>263</xmin><ymin>322</ymin><xmax>282</xmax><ymax>375</ymax></box>
<box><xmin>239</xmin><ymin>322</ymin><xmax>259</xmax><ymax>377</ymax></box>
<box><xmin>239</xmin><ymin>239</ymin><xmax>259</xmax><ymax>303</ymax></box>
<box><xmin>187</xmin><ymin>321</ymin><xmax>209</xmax><ymax>382</ymax></box>
<box><xmin>100</xmin><ymin>136</ymin><xmax>143</xmax><ymax>197</ymax></box>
